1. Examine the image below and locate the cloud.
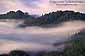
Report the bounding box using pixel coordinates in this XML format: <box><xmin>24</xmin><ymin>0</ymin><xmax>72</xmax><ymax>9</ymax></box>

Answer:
<box><xmin>0</xmin><ymin>40</ymin><xmax>52</xmax><ymax>54</ymax></box>
<box><xmin>0</xmin><ymin>5</ymin><xmax>7</xmax><ymax>14</ymax></box>
<box><xmin>17</xmin><ymin>0</ymin><xmax>41</xmax><ymax>8</ymax></box>
<box><xmin>0</xmin><ymin>21</ymin><xmax>85</xmax><ymax>54</ymax></box>
<box><xmin>0</xmin><ymin>21</ymin><xmax>84</xmax><ymax>43</ymax></box>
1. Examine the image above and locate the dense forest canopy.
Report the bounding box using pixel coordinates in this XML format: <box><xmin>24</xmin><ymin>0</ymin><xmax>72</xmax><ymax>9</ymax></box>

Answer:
<box><xmin>0</xmin><ymin>10</ymin><xmax>34</xmax><ymax>19</ymax></box>
<box><xmin>23</xmin><ymin>10</ymin><xmax>85</xmax><ymax>26</ymax></box>
<box><xmin>0</xmin><ymin>10</ymin><xmax>85</xmax><ymax>27</ymax></box>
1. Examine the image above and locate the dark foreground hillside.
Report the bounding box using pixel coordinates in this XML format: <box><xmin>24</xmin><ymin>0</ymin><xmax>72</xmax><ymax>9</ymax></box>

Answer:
<box><xmin>0</xmin><ymin>29</ymin><xmax>85</xmax><ymax>56</ymax></box>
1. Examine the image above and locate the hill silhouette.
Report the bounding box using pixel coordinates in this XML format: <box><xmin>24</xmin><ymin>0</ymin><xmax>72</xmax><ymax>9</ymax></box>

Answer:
<box><xmin>0</xmin><ymin>10</ymin><xmax>34</xmax><ymax>19</ymax></box>
<box><xmin>23</xmin><ymin>11</ymin><xmax>85</xmax><ymax>26</ymax></box>
<box><xmin>0</xmin><ymin>10</ymin><xmax>85</xmax><ymax>27</ymax></box>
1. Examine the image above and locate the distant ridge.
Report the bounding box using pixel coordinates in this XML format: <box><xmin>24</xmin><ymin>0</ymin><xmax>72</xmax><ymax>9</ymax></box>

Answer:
<box><xmin>0</xmin><ymin>10</ymin><xmax>34</xmax><ymax>19</ymax></box>
<box><xmin>0</xmin><ymin>10</ymin><xmax>85</xmax><ymax>27</ymax></box>
<box><xmin>23</xmin><ymin>11</ymin><xmax>85</xmax><ymax>27</ymax></box>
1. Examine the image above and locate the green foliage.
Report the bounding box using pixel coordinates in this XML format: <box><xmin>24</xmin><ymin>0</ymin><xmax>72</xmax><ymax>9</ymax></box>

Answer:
<box><xmin>0</xmin><ymin>10</ymin><xmax>85</xmax><ymax>26</ymax></box>
<box><xmin>23</xmin><ymin>11</ymin><xmax>85</xmax><ymax>26</ymax></box>
<box><xmin>0</xmin><ymin>10</ymin><xmax>33</xmax><ymax>19</ymax></box>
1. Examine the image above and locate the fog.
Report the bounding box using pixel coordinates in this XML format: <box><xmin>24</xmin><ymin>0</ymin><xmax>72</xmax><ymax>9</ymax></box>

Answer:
<box><xmin>0</xmin><ymin>20</ymin><xmax>85</xmax><ymax>54</ymax></box>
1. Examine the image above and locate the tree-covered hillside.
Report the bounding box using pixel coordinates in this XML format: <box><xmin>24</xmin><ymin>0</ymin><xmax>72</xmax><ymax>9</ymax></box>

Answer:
<box><xmin>23</xmin><ymin>11</ymin><xmax>85</xmax><ymax>26</ymax></box>
<box><xmin>0</xmin><ymin>10</ymin><xmax>34</xmax><ymax>19</ymax></box>
<box><xmin>0</xmin><ymin>10</ymin><xmax>85</xmax><ymax>26</ymax></box>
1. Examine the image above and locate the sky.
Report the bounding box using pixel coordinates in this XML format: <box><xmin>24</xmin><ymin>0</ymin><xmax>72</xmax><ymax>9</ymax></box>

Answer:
<box><xmin>0</xmin><ymin>0</ymin><xmax>85</xmax><ymax>54</ymax></box>
<box><xmin>0</xmin><ymin>0</ymin><xmax>85</xmax><ymax>15</ymax></box>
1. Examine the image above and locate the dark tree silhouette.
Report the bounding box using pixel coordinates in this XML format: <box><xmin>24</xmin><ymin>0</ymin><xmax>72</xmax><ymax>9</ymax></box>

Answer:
<box><xmin>0</xmin><ymin>10</ymin><xmax>85</xmax><ymax>27</ymax></box>
<box><xmin>0</xmin><ymin>10</ymin><xmax>32</xmax><ymax>19</ymax></box>
<box><xmin>9</xmin><ymin>50</ymin><xmax>29</xmax><ymax>56</ymax></box>
<box><xmin>23</xmin><ymin>11</ymin><xmax>85</xmax><ymax>26</ymax></box>
<box><xmin>0</xmin><ymin>54</ymin><xmax>9</xmax><ymax>56</ymax></box>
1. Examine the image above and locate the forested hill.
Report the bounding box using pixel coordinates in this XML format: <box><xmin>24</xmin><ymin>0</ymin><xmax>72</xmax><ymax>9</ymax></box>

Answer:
<box><xmin>39</xmin><ymin>11</ymin><xmax>85</xmax><ymax>22</ymax></box>
<box><xmin>0</xmin><ymin>10</ymin><xmax>85</xmax><ymax>20</ymax></box>
<box><xmin>0</xmin><ymin>10</ymin><xmax>85</xmax><ymax>26</ymax></box>
<box><xmin>23</xmin><ymin>11</ymin><xmax>85</xmax><ymax>26</ymax></box>
<box><xmin>0</xmin><ymin>10</ymin><xmax>34</xmax><ymax>19</ymax></box>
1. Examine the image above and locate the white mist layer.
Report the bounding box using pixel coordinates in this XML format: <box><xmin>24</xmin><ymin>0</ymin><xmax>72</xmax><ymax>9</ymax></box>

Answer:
<box><xmin>0</xmin><ymin>20</ymin><xmax>85</xmax><ymax>54</ymax></box>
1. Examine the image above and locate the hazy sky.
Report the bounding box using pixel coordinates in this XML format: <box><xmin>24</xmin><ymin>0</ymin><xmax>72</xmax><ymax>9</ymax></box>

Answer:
<box><xmin>0</xmin><ymin>0</ymin><xmax>85</xmax><ymax>15</ymax></box>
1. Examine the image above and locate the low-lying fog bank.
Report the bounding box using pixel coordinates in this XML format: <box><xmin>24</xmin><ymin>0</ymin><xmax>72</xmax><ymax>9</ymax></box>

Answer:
<box><xmin>0</xmin><ymin>20</ymin><xmax>85</xmax><ymax>54</ymax></box>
